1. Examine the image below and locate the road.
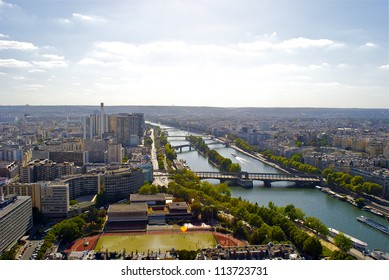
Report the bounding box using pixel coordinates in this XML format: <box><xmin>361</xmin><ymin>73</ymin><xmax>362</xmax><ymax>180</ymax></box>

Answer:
<box><xmin>150</xmin><ymin>128</ymin><xmax>159</xmax><ymax>171</ymax></box>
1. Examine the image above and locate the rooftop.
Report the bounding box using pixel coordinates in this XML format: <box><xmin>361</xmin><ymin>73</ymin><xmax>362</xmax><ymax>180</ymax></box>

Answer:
<box><xmin>0</xmin><ymin>196</ymin><xmax>31</xmax><ymax>218</ymax></box>
<box><xmin>168</xmin><ymin>202</ymin><xmax>189</xmax><ymax>210</ymax></box>
<box><xmin>108</xmin><ymin>203</ymin><xmax>148</xmax><ymax>213</ymax></box>
<box><xmin>130</xmin><ymin>193</ymin><xmax>166</xmax><ymax>202</ymax></box>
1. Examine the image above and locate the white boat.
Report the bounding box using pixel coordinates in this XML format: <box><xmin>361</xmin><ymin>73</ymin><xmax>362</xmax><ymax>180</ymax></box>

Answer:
<box><xmin>328</xmin><ymin>228</ymin><xmax>368</xmax><ymax>252</ymax></box>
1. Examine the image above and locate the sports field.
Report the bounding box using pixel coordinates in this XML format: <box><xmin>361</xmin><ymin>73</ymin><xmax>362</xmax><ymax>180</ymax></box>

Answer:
<box><xmin>95</xmin><ymin>232</ymin><xmax>217</xmax><ymax>252</ymax></box>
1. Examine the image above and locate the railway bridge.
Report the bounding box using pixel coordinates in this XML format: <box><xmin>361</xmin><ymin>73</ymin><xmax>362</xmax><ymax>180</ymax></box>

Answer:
<box><xmin>193</xmin><ymin>171</ymin><xmax>322</xmax><ymax>188</ymax></box>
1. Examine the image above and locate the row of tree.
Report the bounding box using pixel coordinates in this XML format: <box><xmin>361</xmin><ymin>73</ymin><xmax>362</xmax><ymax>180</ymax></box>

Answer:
<box><xmin>188</xmin><ymin>135</ymin><xmax>241</xmax><ymax>172</ymax></box>
<box><xmin>262</xmin><ymin>150</ymin><xmax>320</xmax><ymax>174</ymax></box>
<box><xmin>234</xmin><ymin>138</ymin><xmax>258</xmax><ymax>153</ymax></box>
<box><xmin>164</xmin><ymin>143</ymin><xmax>177</xmax><ymax>162</ymax></box>
<box><xmin>323</xmin><ymin>168</ymin><xmax>383</xmax><ymax>197</ymax></box>
<box><xmin>167</xmin><ymin>169</ymin><xmax>326</xmax><ymax>259</ymax></box>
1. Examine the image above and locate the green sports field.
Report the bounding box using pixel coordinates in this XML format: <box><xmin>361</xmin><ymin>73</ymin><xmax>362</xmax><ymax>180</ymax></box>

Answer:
<box><xmin>95</xmin><ymin>232</ymin><xmax>217</xmax><ymax>252</ymax></box>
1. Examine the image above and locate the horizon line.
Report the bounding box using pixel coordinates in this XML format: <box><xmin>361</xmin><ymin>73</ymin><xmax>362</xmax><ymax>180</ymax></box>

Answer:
<box><xmin>0</xmin><ymin>104</ymin><xmax>388</xmax><ymax>110</ymax></box>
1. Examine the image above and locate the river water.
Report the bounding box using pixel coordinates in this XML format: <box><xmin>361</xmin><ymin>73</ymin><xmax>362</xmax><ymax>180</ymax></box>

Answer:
<box><xmin>154</xmin><ymin>124</ymin><xmax>389</xmax><ymax>253</ymax></box>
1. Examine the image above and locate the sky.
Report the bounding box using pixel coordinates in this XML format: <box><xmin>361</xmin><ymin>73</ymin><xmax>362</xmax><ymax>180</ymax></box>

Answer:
<box><xmin>0</xmin><ymin>0</ymin><xmax>388</xmax><ymax>108</ymax></box>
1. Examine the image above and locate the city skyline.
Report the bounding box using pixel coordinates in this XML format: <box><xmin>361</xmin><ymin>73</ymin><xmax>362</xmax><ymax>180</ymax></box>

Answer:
<box><xmin>0</xmin><ymin>0</ymin><xmax>388</xmax><ymax>108</ymax></box>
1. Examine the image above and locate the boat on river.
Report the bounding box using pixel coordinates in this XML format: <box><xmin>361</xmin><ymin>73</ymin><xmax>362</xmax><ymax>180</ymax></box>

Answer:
<box><xmin>328</xmin><ymin>228</ymin><xmax>368</xmax><ymax>252</ymax></box>
<box><xmin>356</xmin><ymin>216</ymin><xmax>389</xmax><ymax>235</ymax></box>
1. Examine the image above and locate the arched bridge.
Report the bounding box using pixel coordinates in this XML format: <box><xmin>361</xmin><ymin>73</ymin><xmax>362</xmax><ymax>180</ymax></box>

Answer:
<box><xmin>193</xmin><ymin>171</ymin><xmax>322</xmax><ymax>188</ymax></box>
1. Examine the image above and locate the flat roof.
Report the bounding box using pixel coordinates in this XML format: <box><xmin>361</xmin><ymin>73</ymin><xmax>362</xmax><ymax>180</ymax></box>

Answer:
<box><xmin>108</xmin><ymin>203</ymin><xmax>148</xmax><ymax>213</ymax></box>
<box><xmin>0</xmin><ymin>196</ymin><xmax>31</xmax><ymax>219</ymax></box>
<box><xmin>168</xmin><ymin>202</ymin><xmax>188</xmax><ymax>210</ymax></box>
<box><xmin>130</xmin><ymin>193</ymin><xmax>166</xmax><ymax>202</ymax></box>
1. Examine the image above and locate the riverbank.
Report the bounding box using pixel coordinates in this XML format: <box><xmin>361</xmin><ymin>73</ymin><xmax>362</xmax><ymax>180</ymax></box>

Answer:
<box><xmin>320</xmin><ymin>184</ymin><xmax>389</xmax><ymax>220</ymax></box>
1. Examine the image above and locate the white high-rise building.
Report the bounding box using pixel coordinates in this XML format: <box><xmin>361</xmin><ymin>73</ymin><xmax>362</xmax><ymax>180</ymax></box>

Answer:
<box><xmin>107</xmin><ymin>143</ymin><xmax>125</xmax><ymax>164</ymax></box>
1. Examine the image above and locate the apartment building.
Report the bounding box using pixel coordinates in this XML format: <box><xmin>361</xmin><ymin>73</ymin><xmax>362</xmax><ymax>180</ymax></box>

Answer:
<box><xmin>0</xmin><ymin>195</ymin><xmax>32</xmax><ymax>254</ymax></box>
<box><xmin>40</xmin><ymin>182</ymin><xmax>69</xmax><ymax>217</ymax></box>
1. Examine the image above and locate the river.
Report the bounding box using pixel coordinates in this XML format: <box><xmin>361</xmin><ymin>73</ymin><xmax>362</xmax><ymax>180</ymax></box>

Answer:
<box><xmin>152</xmin><ymin>123</ymin><xmax>389</xmax><ymax>253</ymax></box>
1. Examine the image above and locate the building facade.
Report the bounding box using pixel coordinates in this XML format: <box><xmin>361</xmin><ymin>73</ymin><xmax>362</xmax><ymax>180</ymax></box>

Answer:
<box><xmin>1</xmin><ymin>183</ymin><xmax>41</xmax><ymax>209</ymax></box>
<box><xmin>40</xmin><ymin>182</ymin><xmax>69</xmax><ymax>217</ymax></box>
<box><xmin>21</xmin><ymin>159</ymin><xmax>75</xmax><ymax>183</ymax></box>
<box><xmin>0</xmin><ymin>195</ymin><xmax>33</xmax><ymax>254</ymax></box>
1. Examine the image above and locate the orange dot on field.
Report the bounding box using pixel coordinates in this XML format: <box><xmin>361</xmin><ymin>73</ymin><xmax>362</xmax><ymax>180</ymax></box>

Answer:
<box><xmin>180</xmin><ymin>226</ymin><xmax>187</xmax><ymax>233</ymax></box>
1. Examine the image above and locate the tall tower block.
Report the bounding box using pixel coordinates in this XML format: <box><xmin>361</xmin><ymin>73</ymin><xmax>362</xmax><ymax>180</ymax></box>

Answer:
<box><xmin>100</xmin><ymin>102</ymin><xmax>104</xmax><ymax>139</ymax></box>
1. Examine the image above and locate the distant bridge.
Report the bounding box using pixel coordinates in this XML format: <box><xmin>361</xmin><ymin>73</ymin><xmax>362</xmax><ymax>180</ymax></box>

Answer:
<box><xmin>193</xmin><ymin>171</ymin><xmax>322</xmax><ymax>188</ymax></box>
<box><xmin>172</xmin><ymin>142</ymin><xmax>224</xmax><ymax>152</ymax></box>
<box><xmin>167</xmin><ymin>135</ymin><xmax>190</xmax><ymax>138</ymax></box>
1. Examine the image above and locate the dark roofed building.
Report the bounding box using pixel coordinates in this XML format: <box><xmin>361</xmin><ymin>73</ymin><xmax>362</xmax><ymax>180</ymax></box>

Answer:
<box><xmin>105</xmin><ymin>203</ymin><xmax>148</xmax><ymax>232</ymax></box>
<box><xmin>130</xmin><ymin>193</ymin><xmax>166</xmax><ymax>210</ymax></box>
<box><xmin>168</xmin><ymin>202</ymin><xmax>189</xmax><ymax>213</ymax></box>
<box><xmin>166</xmin><ymin>201</ymin><xmax>192</xmax><ymax>223</ymax></box>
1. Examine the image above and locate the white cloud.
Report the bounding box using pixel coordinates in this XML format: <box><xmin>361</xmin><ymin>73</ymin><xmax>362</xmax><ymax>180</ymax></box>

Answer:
<box><xmin>337</xmin><ymin>63</ymin><xmax>350</xmax><ymax>69</ymax></box>
<box><xmin>56</xmin><ymin>12</ymin><xmax>106</xmax><ymax>25</ymax></box>
<box><xmin>0</xmin><ymin>33</ymin><xmax>10</xmax><ymax>38</ymax></box>
<box><xmin>0</xmin><ymin>40</ymin><xmax>38</xmax><ymax>50</ymax></box>
<box><xmin>364</xmin><ymin>42</ymin><xmax>377</xmax><ymax>48</ymax></box>
<box><xmin>379</xmin><ymin>64</ymin><xmax>389</xmax><ymax>70</ymax></box>
<box><xmin>32</xmin><ymin>60</ymin><xmax>68</xmax><ymax>68</ymax></box>
<box><xmin>32</xmin><ymin>54</ymin><xmax>68</xmax><ymax>69</ymax></box>
<box><xmin>81</xmin><ymin>39</ymin><xmax>340</xmax><ymax>71</ymax></box>
<box><xmin>274</xmin><ymin>37</ymin><xmax>344</xmax><ymax>51</ymax></box>
<box><xmin>26</xmin><ymin>84</ymin><xmax>44</xmax><ymax>90</ymax></box>
<box><xmin>78</xmin><ymin>57</ymin><xmax>108</xmax><ymax>66</ymax></box>
<box><xmin>0</xmin><ymin>0</ymin><xmax>14</xmax><ymax>8</ymax></box>
<box><xmin>57</xmin><ymin>18</ymin><xmax>71</xmax><ymax>25</ymax></box>
<box><xmin>13</xmin><ymin>75</ymin><xmax>25</xmax><ymax>80</ymax></box>
<box><xmin>0</xmin><ymin>58</ymin><xmax>31</xmax><ymax>68</ymax></box>
<box><xmin>236</xmin><ymin>41</ymin><xmax>273</xmax><ymax>52</ymax></box>
<box><xmin>72</xmin><ymin>13</ymin><xmax>105</xmax><ymax>23</ymax></box>
<box><xmin>29</xmin><ymin>68</ymin><xmax>45</xmax><ymax>73</ymax></box>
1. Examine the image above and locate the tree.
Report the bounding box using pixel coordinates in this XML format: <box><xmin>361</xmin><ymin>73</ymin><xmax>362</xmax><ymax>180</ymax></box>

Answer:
<box><xmin>351</xmin><ymin>176</ymin><xmax>364</xmax><ymax>186</ymax></box>
<box><xmin>70</xmin><ymin>199</ymin><xmax>78</xmax><ymax>206</ymax></box>
<box><xmin>232</xmin><ymin>220</ymin><xmax>248</xmax><ymax>240</ymax></box>
<box><xmin>283</xmin><ymin>204</ymin><xmax>305</xmax><ymax>221</ymax></box>
<box><xmin>95</xmin><ymin>188</ymin><xmax>107</xmax><ymax>208</ymax></box>
<box><xmin>249</xmin><ymin>224</ymin><xmax>270</xmax><ymax>244</ymax></box>
<box><xmin>58</xmin><ymin>219</ymin><xmax>85</xmax><ymax>242</ymax></box>
<box><xmin>305</xmin><ymin>216</ymin><xmax>329</xmax><ymax>236</ymax></box>
<box><xmin>366</xmin><ymin>183</ymin><xmax>383</xmax><ymax>196</ymax></box>
<box><xmin>302</xmin><ymin>236</ymin><xmax>323</xmax><ymax>259</ymax></box>
<box><xmin>355</xmin><ymin>198</ymin><xmax>365</xmax><ymax>208</ymax></box>
<box><xmin>228</xmin><ymin>163</ymin><xmax>242</xmax><ymax>172</ymax></box>
<box><xmin>144</xmin><ymin>137</ymin><xmax>153</xmax><ymax>147</ymax></box>
<box><xmin>334</xmin><ymin>233</ymin><xmax>353</xmax><ymax>252</ymax></box>
<box><xmin>329</xmin><ymin>250</ymin><xmax>355</xmax><ymax>260</ymax></box>
<box><xmin>269</xmin><ymin>226</ymin><xmax>286</xmax><ymax>242</ymax></box>
<box><xmin>122</xmin><ymin>156</ymin><xmax>129</xmax><ymax>163</ymax></box>
<box><xmin>190</xmin><ymin>201</ymin><xmax>202</xmax><ymax>220</ymax></box>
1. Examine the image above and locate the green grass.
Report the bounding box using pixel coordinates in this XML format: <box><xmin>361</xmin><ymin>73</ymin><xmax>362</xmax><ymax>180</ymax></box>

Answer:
<box><xmin>95</xmin><ymin>232</ymin><xmax>217</xmax><ymax>253</ymax></box>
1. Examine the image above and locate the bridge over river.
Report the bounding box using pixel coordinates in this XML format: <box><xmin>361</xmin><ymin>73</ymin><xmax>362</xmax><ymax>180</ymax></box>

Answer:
<box><xmin>171</xmin><ymin>142</ymin><xmax>225</xmax><ymax>152</ymax></box>
<box><xmin>193</xmin><ymin>171</ymin><xmax>322</xmax><ymax>188</ymax></box>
